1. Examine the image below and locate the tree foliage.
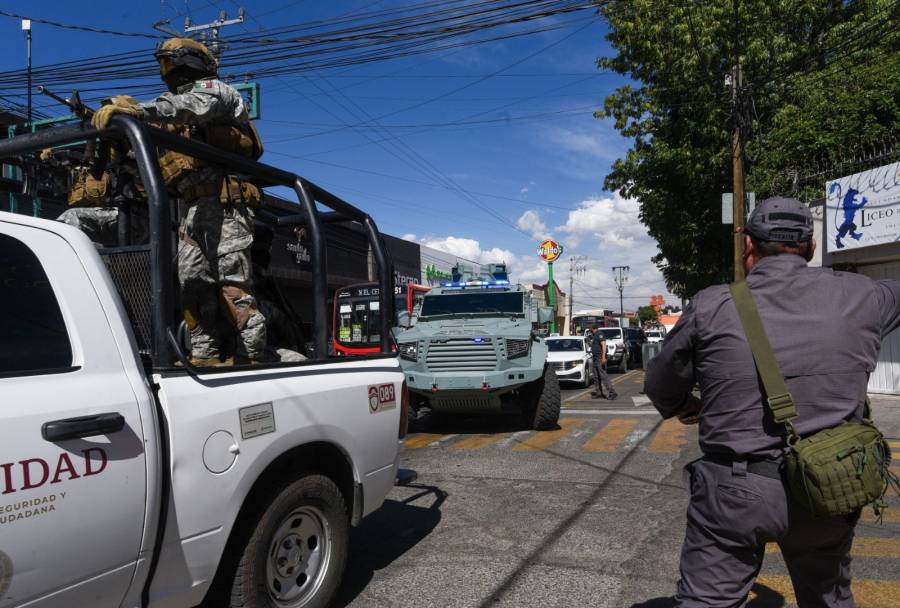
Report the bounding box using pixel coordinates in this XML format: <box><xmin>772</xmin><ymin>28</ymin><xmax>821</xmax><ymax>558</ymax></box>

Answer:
<box><xmin>637</xmin><ymin>305</ymin><xmax>658</xmax><ymax>323</ymax></box>
<box><xmin>597</xmin><ymin>0</ymin><xmax>900</xmax><ymax>298</ymax></box>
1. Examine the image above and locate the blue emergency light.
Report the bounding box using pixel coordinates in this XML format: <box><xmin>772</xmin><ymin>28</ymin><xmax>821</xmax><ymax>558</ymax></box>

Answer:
<box><xmin>441</xmin><ymin>280</ymin><xmax>509</xmax><ymax>289</ymax></box>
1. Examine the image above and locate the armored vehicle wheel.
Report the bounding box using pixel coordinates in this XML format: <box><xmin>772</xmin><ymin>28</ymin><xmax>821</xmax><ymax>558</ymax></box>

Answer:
<box><xmin>228</xmin><ymin>474</ymin><xmax>348</xmax><ymax>608</ymax></box>
<box><xmin>521</xmin><ymin>365</ymin><xmax>561</xmax><ymax>430</ymax></box>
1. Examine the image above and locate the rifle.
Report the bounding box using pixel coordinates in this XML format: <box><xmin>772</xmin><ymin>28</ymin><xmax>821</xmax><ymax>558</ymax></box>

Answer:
<box><xmin>36</xmin><ymin>86</ymin><xmax>94</xmax><ymax>119</ymax></box>
<box><xmin>37</xmin><ymin>86</ymin><xmax>110</xmax><ymax>180</ymax></box>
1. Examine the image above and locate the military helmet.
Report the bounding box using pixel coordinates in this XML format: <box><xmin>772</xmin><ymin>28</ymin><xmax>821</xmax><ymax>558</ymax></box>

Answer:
<box><xmin>154</xmin><ymin>38</ymin><xmax>218</xmax><ymax>86</ymax></box>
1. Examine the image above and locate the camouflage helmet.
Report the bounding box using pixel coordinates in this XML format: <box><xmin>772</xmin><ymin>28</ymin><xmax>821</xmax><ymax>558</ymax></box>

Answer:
<box><xmin>154</xmin><ymin>38</ymin><xmax>218</xmax><ymax>85</ymax></box>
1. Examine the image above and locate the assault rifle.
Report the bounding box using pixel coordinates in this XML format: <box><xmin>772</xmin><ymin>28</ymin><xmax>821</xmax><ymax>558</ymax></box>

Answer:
<box><xmin>36</xmin><ymin>85</ymin><xmax>111</xmax><ymax>183</ymax></box>
<box><xmin>36</xmin><ymin>86</ymin><xmax>94</xmax><ymax>119</ymax></box>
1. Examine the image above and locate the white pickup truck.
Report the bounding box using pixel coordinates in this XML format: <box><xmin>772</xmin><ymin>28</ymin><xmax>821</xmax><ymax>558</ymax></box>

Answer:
<box><xmin>0</xmin><ymin>116</ymin><xmax>407</xmax><ymax>608</ymax></box>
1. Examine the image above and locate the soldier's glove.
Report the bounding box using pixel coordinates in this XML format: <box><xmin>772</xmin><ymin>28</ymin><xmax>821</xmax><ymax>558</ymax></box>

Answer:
<box><xmin>110</xmin><ymin>95</ymin><xmax>141</xmax><ymax>108</ymax></box>
<box><xmin>92</xmin><ymin>103</ymin><xmax>145</xmax><ymax>130</ymax></box>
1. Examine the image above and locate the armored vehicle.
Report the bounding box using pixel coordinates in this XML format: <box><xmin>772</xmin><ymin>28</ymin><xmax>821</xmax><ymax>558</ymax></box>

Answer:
<box><xmin>394</xmin><ymin>264</ymin><xmax>561</xmax><ymax>430</ymax></box>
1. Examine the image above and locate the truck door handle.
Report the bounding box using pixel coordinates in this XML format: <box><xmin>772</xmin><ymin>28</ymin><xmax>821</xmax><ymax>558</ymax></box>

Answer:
<box><xmin>42</xmin><ymin>413</ymin><xmax>126</xmax><ymax>442</ymax></box>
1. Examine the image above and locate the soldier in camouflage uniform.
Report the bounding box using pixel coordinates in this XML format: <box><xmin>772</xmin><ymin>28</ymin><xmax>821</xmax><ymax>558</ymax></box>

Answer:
<box><xmin>51</xmin><ymin>96</ymin><xmax>151</xmax><ymax>246</ymax></box>
<box><xmin>92</xmin><ymin>38</ymin><xmax>266</xmax><ymax>365</ymax></box>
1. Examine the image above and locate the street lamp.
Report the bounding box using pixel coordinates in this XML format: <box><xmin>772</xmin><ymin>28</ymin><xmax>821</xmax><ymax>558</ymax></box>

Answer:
<box><xmin>22</xmin><ymin>19</ymin><xmax>32</xmax><ymax>126</ymax></box>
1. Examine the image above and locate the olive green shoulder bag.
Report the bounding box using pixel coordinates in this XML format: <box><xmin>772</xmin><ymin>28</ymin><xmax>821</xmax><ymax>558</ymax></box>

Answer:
<box><xmin>729</xmin><ymin>280</ymin><xmax>898</xmax><ymax>519</ymax></box>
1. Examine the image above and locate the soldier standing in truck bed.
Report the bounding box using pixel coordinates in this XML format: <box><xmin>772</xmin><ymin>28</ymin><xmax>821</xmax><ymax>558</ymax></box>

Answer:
<box><xmin>92</xmin><ymin>38</ymin><xmax>266</xmax><ymax>366</ymax></box>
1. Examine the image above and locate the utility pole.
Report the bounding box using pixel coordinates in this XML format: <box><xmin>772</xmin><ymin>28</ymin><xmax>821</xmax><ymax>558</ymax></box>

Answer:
<box><xmin>184</xmin><ymin>8</ymin><xmax>245</xmax><ymax>59</ymax></box>
<box><xmin>731</xmin><ymin>0</ymin><xmax>746</xmax><ymax>281</ymax></box>
<box><xmin>567</xmin><ymin>256</ymin><xmax>587</xmax><ymax>335</ymax></box>
<box><xmin>22</xmin><ymin>19</ymin><xmax>31</xmax><ymax>126</ymax></box>
<box><xmin>612</xmin><ymin>266</ymin><xmax>629</xmax><ymax>328</ymax></box>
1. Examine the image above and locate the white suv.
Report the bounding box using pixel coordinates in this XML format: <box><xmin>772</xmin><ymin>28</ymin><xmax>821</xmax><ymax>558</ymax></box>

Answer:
<box><xmin>646</xmin><ymin>328</ymin><xmax>665</xmax><ymax>343</ymax></box>
<box><xmin>545</xmin><ymin>336</ymin><xmax>592</xmax><ymax>387</ymax></box>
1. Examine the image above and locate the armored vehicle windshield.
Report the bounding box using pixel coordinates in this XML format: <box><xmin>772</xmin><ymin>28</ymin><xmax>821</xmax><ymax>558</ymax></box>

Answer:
<box><xmin>419</xmin><ymin>291</ymin><xmax>524</xmax><ymax>317</ymax></box>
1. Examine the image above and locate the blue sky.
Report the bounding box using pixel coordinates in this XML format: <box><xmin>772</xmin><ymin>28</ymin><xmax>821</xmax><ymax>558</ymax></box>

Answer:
<box><xmin>0</xmin><ymin>1</ymin><xmax>678</xmax><ymax>311</ymax></box>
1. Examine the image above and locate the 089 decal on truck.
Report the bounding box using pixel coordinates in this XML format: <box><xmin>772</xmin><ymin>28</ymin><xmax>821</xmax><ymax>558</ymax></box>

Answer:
<box><xmin>369</xmin><ymin>383</ymin><xmax>397</xmax><ymax>413</ymax></box>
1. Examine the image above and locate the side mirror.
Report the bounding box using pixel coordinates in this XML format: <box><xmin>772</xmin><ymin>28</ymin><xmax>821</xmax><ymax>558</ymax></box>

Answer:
<box><xmin>537</xmin><ymin>307</ymin><xmax>554</xmax><ymax>324</ymax></box>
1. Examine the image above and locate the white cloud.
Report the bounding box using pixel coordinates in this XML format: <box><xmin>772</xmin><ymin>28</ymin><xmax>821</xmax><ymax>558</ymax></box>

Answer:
<box><xmin>544</xmin><ymin>125</ymin><xmax>624</xmax><ymax>162</ymax></box>
<box><xmin>519</xmin><ymin>186</ymin><xmax>530</xmax><ymax>195</ymax></box>
<box><xmin>420</xmin><ymin>236</ymin><xmax>518</xmax><ymax>268</ymax></box>
<box><xmin>556</xmin><ymin>193</ymin><xmax>649</xmax><ymax>250</ymax></box>
<box><xmin>401</xmin><ymin>233</ymin><xmax>417</xmax><ymax>242</ymax></box>
<box><xmin>515</xmin><ymin>209</ymin><xmax>549</xmax><ymax>240</ymax></box>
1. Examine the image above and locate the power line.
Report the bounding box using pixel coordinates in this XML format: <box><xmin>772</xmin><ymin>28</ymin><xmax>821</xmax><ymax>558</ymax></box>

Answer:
<box><xmin>0</xmin><ymin>10</ymin><xmax>161</xmax><ymax>38</ymax></box>
<box><xmin>0</xmin><ymin>1</ymin><xmax>599</xmax><ymax>92</ymax></box>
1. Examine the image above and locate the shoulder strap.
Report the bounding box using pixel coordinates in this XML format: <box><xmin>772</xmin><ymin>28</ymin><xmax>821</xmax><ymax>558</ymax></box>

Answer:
<box><xmin>728</xmin><ymin>281</ymin><xmax>799</xmax><ymax>425</ymax></box>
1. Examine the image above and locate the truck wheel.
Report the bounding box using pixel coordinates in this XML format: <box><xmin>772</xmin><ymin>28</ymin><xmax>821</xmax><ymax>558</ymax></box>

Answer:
<box><xmin>229</xmin><ymin>474</ymin><xmax>349</xmax><ymax>608</ymax></box>
<box><xmin>522</xmin><ymin>365</ymin><xmax>561</xmax><ymax>430</ymax></box>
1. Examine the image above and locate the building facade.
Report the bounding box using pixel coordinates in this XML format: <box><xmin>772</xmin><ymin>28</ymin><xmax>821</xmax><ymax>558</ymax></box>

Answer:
<box><xmin>821</xmin><ymin>160</ymin><xmax>900</xmax><ymax>394</ymax></box>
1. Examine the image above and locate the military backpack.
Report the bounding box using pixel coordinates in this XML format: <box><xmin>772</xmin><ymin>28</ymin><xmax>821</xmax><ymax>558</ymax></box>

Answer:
<box><xmin>730</xmin><ymin>280</ymin><xmax>898</xmax><ymax>519</ymax></box>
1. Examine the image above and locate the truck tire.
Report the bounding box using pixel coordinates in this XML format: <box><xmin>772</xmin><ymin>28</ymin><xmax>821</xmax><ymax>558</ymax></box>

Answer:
<box><xmin>229</xmin><ymin>474</ymin><xmax>349</xmax><ymax>608</ymax></box>
<box><xmin>522</xmin><ymin>365</ymin><xmax>561</xmax><ymax>430</ymax></box>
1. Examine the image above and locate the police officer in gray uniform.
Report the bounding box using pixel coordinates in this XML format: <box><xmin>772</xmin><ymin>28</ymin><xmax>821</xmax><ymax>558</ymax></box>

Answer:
<box><xmin>644</xmin><ymin>197</ymin><xmax>900</xmax><ymax>607</ymax></box>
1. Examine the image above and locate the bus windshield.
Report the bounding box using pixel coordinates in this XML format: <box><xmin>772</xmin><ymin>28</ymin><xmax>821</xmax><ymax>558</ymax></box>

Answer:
<box><xmin>336</xmin><ymin>298</ymin><xmax>383</xmax><ymax>345</ymax></box>
<box><xmin>420</xmin><ymin>291</ymin><xmax>523</xmax><ymax>317</ymax></box>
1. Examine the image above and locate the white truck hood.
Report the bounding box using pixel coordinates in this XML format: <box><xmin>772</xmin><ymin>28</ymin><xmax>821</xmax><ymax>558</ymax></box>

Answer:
<box><xmin>546</xmin><ymin>351</ymin><xmax>585</xmax><ymax>363</ymax></box>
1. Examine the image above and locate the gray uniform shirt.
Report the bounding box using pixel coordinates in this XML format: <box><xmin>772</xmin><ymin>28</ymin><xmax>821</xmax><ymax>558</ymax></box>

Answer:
<box><xmin>140</xmin><ymin>78</ymin><xmax>248</xmax><ymax>126</ymax></box>
<box><xmin>644</xmin><ymin>254</ymin><xmax>900</xmax><ymax>458</ymax></box>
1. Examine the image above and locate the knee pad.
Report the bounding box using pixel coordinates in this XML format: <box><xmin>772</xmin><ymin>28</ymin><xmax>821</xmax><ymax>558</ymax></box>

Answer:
<box><xmin>221</xmin><ymin>286</ymin><xmax>259</xmax><ymax>330</ymax></box>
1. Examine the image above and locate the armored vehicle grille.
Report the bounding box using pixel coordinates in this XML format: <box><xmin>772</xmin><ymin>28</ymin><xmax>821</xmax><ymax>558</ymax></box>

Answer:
<box><xmin>426</xmin><ymin>338</ymin><xmax>497</xmax><ymax>371</ymax></box>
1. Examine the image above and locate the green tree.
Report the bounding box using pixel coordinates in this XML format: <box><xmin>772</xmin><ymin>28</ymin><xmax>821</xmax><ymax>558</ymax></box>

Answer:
<box><xmin>597</xmin><ymin>0</ymin><xmax>900</xmax><ymax>298</ymax></box>
<box><xmin>637</xmin><ymin>305</ymin><xmax>658</xmax><ymax>323</ymax></box>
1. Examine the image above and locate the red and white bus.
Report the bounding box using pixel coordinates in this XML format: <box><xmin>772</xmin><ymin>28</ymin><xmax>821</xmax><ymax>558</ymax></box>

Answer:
<box><xmin>333</xmin><ymin>281</ymin><xmax>431</xmax><ymax>355</ymax></box>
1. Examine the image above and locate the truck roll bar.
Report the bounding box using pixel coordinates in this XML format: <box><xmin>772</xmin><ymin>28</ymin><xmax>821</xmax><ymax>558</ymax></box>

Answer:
<box><xmin>0</xmin><ymin>115</ymin><xmax>395</xmax><ymax>366</ymax></box>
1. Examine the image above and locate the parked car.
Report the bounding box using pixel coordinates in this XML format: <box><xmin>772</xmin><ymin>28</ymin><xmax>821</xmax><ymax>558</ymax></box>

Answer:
<box><xmin>545</xmin><ymin>336</ymin><xmax>592</xmax><ymax>387</ymax></box>
<box><xmin>645</xmin><ymin>328</ymin><xmax>666</xmax><ymax>343</ymax></box>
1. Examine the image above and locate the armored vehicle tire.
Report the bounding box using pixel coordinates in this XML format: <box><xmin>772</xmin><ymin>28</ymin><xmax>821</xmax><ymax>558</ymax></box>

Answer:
<box><xmin>522</xmin><ymin>365</ymin><xmax>561</xmax><ymax>430</ymax></box>
<box><xmin>228</xmin><ymin>474</ymin><xmax>349</xmax><ymax>608</ymax></box>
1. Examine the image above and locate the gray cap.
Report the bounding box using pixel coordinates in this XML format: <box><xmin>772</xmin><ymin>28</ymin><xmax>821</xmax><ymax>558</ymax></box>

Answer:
<box><xmin>744</xmin><ymin>196</ymin><xmax>813</xmax><ymax>243</ymax></box>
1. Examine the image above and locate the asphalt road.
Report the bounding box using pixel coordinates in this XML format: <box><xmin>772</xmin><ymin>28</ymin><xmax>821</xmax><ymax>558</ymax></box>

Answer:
<box><xmin>336</xmin><ymin>370</ymin><xmax>900</xmax><ymax>608</ymax></box>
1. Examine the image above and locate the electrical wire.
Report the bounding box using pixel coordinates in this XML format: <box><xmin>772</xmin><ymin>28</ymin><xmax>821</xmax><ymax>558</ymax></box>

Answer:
<box><xmin>0</xmin><ymin>10</ymin><xmax>161</xmax><ymax>38</ymax></box>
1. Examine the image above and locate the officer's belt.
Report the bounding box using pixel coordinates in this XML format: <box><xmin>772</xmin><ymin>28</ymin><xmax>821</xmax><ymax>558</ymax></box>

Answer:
<box><xmin>702</xmin><ymin>454</ymin><xmax>783</xmax><ymax>480</ymax></box>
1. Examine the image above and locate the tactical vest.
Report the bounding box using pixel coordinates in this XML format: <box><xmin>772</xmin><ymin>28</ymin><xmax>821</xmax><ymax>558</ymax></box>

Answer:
<box><xmin>159</xmin><ymin>120</ymin><xmax>263</xmax><ymax>204</ymax></box>
<box><xmin>68</xmin><ymin>169</ymin><xmax>111</xmax><ymax>207</ymax></box>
